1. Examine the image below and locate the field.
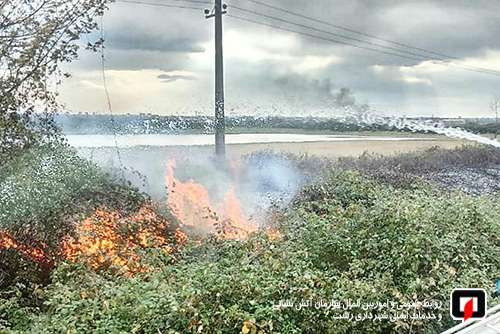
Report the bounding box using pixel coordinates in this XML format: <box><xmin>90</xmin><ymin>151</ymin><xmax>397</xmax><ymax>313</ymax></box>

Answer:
<box><xmin>224</xmin><ymin>135</ymin><xmax>463</xmax><ymax>158</ymax></box>
<box><xmin>75</xmin><ymin>133</ymin><xmax>464</xmax><ymax>199</ymax></box>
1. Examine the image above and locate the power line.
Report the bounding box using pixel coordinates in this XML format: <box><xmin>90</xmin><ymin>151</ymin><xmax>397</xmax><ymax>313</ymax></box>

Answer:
<box><xmin>230</xmin><ymin>5</ymin><xmax>433</xmax><ymax>60</ymax></box>
<box><xmin>227</xmin><ymin>14</ymin><xmax>450</xmax><ymax>64</ymax></box>
<box><xmin>237</xmin><ymin>0</ymin><xmax>483</xmax><ymax>64</ymax></box>
<box><xmin>164</xmin><ymin>0</ymin><xmax>211</xmax><ymax>4</ymax></box>
<box><xmin>99</xmin><ymin>16</ymin><xmax>125</xmax><ymax>177</ymax></box>
<box><xmin>116</xmin><ymin>0</ymin><xmax>205</xmax><ymax>10</ymax></box>
<box><xmin>114</xmin><ymin>0</ymin><xmax>500</xmax><ymax>77</ymax></box>
<box><xmin>236</xmin><ymin>0</ymin><xmax>500</xmax><ymax>76</ymax></box>
<box><xmin>229</xmin><ymin>4</ymin><xmax>500</xmax><ymax>77</ymax></box>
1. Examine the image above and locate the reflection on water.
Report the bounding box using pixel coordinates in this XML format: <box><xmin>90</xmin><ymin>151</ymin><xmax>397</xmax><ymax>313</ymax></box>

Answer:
<box><xmin>66</xmin><ymin>133</ymin><xmax>436</xmax><ymax>148</ymax></box>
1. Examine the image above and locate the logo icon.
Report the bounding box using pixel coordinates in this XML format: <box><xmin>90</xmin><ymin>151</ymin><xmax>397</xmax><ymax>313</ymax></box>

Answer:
<box><xmin>450</xmin><ymin>288</ymin><xmax>487</xmax><ymax>322</ymax></box>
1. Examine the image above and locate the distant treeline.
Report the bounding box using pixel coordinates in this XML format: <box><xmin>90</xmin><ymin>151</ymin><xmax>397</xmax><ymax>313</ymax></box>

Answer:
<box><xmin>55</xmin><ymin>113</ymin><xmax>500</xmax><ymax>135</ymax></box>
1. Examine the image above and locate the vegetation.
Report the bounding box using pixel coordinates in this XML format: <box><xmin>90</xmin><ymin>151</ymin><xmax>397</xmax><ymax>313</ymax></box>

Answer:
<box><xmin>267</xmin><ymin>145</ymin><xmax>500</xmax><ymax>194</ymax></box>
<box><xmin>1</xmin><ymin>2</ymin><xmax>499</xmax><ymax>333</ymax></box>
<box><xmin>0</xmin><ymin>144</ymin><xmax>147</xmax><ymax>286</ymax></box>
<box><xmin>0</xmin><ymin>0</ymin><xmax>111</xmax><ymax>165</ymax></box>
<box><xmin>1</xmin><ymin>146</ymin><xmax>499</xmax><ymax>333</ymax></box>
<box><xmin>55</xmin><ymin>113</ymin><xmax>500</xmax><ymax>135</ymax></box>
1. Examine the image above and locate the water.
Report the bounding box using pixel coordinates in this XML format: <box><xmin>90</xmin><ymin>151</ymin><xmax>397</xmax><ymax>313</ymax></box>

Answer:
<box><xmin>66</xmin><ymin>133</ymin><xmax>436</xmax><ymax>148</ymax></box>
<box><xmin>343</xmin><ymin>108</ymin><xmax>500</xmax><ymax>148</ymax></box>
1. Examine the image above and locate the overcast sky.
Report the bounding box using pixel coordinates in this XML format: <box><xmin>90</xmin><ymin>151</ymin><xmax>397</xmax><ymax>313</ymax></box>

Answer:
<box><xmin>58</xmin><ymin>0</ymin><xmax>500</xmax><ymax>118</ymax></box>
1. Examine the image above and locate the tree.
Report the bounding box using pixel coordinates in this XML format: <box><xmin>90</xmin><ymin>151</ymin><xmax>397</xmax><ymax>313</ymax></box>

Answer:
<box><xmin>0</xmin><ymin>0</ymin><xmax>112</xmax><ymax>164</ymax></box>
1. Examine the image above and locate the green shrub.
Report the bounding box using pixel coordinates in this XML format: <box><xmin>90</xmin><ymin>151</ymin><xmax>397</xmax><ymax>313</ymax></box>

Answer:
<box><xmin>0</xmin><ymin>144</ymin><xmax>146</xmax><ymax>289</ymax></box>
<box><xmin>3</xmin><ymin>172</ymin><xmax>497</xmax><ymax>333</ymax></box>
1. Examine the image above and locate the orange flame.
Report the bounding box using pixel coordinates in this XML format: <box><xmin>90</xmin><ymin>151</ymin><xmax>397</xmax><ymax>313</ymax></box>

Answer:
<box><xmin>1</xmin><ymin>159</ymin><xmax>282</xmax><ymax>276</ymax></box>
<box><xmin>62</xmin><ymin>206</ymin><xmax>184</xmax><ymax>275</ymax></box>
<box><xmin>0</xmin><ymin>231</ymin><xmax>51</xmax><ymax>267</ymax></box>
<box><xmin>166</xmin><ymin>160</ymin><xmax>257</xmax><ymax>239</ymax></box>
<box><xmin>266</xmin><ymin>227</ymin><xmax>282</xmax><ymax>241</ymax></box>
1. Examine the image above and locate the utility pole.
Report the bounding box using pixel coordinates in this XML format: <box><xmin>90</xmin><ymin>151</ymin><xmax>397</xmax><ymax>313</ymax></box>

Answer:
<box><xmin>205</xmin><ymin>0</ymin><xmax>227</xmax><ymax>156</ymax></box>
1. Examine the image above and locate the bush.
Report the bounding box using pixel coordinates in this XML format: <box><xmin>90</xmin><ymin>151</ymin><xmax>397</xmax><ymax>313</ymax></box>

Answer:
<box><xmin>0</xmin><ymin>144</ymin><xmax>146</xmax><ymax>289</ymax></box>
<box><xmin>3</xmin><ymin>171</ymin><xmax>498</xmax><ymax>333</ymax></box>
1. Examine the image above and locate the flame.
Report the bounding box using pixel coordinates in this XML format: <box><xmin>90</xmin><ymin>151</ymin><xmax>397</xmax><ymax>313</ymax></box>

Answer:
<box><xmin>2</xmin><ymin>206</ymin><xmax>185</xmax><ymax>276</ymax></box>
<box><xmin>166</xmin><ymin>159</ymin><xmax>257</xmax><ymax>239</ymax></box>
<box><xmin>0</xmin><ymin>231</ymin><xmax>52</xmax><ymax>267</ymax></box>
<box><xmin>2</xmin><ymin>159</ymin><xmax>282</xmax><ymax>277</ymax></box>
<box><xmin>166</xmin><ymin>161</ymin><xmax>215</xmax><ymax>231</ymax></box>
<box><xmin>62</xmin><ymin>206</ymin><xmax>184</xmax><ymax>275</ymax></box>
<box><xmin>266</xmin><ymin>227</ymin><xmax>282</xmax><ymax>241</ymax></box>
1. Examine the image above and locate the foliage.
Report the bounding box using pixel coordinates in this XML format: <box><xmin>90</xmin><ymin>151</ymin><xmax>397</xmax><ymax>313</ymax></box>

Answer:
<box><xmin>55</xmin><ymin>112</ymin><xmax>500</xmax><ymax>136</ymax></box>
<box><xmin>334</xmin><ymin>145</ymin><xmax>500</xmax><ymax>192</ymax></box>
<box><xmin>337</xmin><ymin>145</ymin><xmax>500</xmax><ymax>175</ymax></box>
<box><xmin>2</xmin><ymin>171</ymin><xmax>498</xmax><ymax>333</ymax></box>
<box><xmin>55</xmin><ymin>113</ymin><xmax>426</xmax><ymax>135</ymax></box>
<box><xmin>0</xmin><ymin>0</ymin><xmax>112</xmax><ymax>165</ymax></box>
<box><xmin>0</xmin><ymin>144</ymin><xmax>146</xmax><ymax>289</ymax></box>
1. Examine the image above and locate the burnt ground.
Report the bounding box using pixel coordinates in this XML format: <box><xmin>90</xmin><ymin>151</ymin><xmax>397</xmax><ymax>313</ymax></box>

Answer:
<box><xmin>337</xmin><ymin>145</ymin><xmax>500</xmax><ymax>195</ymax></box>
<box><xmin>428</xmin><ymin>166</ymin><xmax>500</xmax><ymax>195</ymax></box>
<box><xmin>258</xmin><ymin>145</ymin><xmax>500</xmax><ymax>196</ymax></box>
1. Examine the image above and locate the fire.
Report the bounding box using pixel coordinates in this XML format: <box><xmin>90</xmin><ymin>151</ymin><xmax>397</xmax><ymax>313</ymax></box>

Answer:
<box><xmin>1</xmin><ymin>206</ymin><xmax>185</xmax><ymax>276</ymax></box>
<box><xmin>1</xmin><ymin>160</ymin><xmax>281</xmax><ymax>276</ymax></box>
<box><xmin>266</xmin><ymin>227</ymin><xmax>282</xmax><ymax>241</ymax></box>
<box><xmin>166</xmin><ymin>160</ymin><xmax>257</xmax><ymax>239</ymax></box>
<box><xmin>0</xmin><ymin>231</ymin><xmax>52</xmax><ymax>267</ymax></box>
<box><xmin>62</xmin><ymin>206</ymin><xmax>185</xmax><ymax>275</ymax></box>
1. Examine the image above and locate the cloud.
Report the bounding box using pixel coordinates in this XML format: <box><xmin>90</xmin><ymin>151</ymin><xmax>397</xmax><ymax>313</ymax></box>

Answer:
<box><xmin>157</xmin><ymin>72</ymin><xmax>197</xmax><ymax>83</ymax></box>
<box><xmin>58</xmin><ymin>0</ymin><xmax>500</xmax><ymax>118</ymax></box>
<box><xmin>107</xmin><ymin>30</ymin><xmax>204</xmax><ymax>53</ymax></box>
<box><xmin>102</xmin><ymin>3</ymin><xmax>210</xmax><ymax>52</ymax></box>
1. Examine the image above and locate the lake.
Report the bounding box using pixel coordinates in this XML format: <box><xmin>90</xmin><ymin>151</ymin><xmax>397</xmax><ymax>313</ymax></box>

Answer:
<box><xmin>66</xmin><ymin>133</ymin><xmax>436</xmax><ymax>148</ymax></box>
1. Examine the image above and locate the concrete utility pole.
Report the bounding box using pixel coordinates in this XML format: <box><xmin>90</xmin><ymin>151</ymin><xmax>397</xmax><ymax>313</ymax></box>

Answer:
<box><xmin>205</xmin><ymin>0</ymin><xmax>227</xmax><ymax>156</ymax></box>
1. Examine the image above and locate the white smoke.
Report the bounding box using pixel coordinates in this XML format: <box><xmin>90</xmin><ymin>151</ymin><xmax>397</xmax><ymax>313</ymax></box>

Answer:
<box><xmin>344</xmin><ymin>106</ymin><xmax>500</xmax><ymax>148</ymax></box>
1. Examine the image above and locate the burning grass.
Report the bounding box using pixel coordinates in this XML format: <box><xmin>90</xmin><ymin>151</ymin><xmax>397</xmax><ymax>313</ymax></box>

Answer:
<box><xmin>0</xmin><ymin>145</ymin><xmax>172</xmax><ymax>288</ymax></box>
<box><xmin>1</xmin><ymin>149</ymin><xmax>267</xmax><ymax>288</ymax></box>
<box><xmin>0</xmin><ymin>231</ymin><xmax>51</xmax><ymax>268</ymax></box>
<box><xmin>62</xmin><ymin>206</ymin><xmax>186</xmax><ymax>275</ymax></box>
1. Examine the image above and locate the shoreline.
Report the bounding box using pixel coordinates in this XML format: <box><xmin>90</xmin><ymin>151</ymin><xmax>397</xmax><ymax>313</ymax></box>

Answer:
<box><xmin>76</xmin><ymin>137</ymin><xmax>466</xmax><ymax>159</ymax></box>
<box><xmin>66</xmin><ymin>132</ymin><xmax>450</xmax><ymax>150</ymax></box>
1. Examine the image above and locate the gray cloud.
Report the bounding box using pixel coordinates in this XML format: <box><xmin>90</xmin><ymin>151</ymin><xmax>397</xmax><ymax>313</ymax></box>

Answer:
<box><xmin>157</xmin><ymin>73</ymin><xmax>197</xmax><ymax>83</ymax></box>
<box><xmin>103</xmin><ymin>3</ymin><xmax>209</xmax><ymax>51</ymax></box>
<box><xmin>110</xmin><ymin>35</ymin><xmax>204</xmax><ymax>53</ymax></box>
<box><xmin>238</xmin><ymin>0</ymin><xmax>500</xmax><ymax>60</ymax></box>
<box><xmin>61</xmin><ymin>0</ymin><xmax>500</xmax><ymax>117</ymax></box>
<box><xmin>100</xmin><ymin>0</ymin><xmax>500</xmax><ymax>68</ymax></box>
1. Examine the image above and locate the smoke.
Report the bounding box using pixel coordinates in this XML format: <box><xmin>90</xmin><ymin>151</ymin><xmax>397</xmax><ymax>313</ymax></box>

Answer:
<box><xmin>238</xmin><ymin>152</ymin><xmax>303</xmax><ymax>214</ymax></box>
<box><xmin>78</xmin><ymin>147</ymin><xmax>305</xmax><ymax>228</ymax></box>
<box><xmin>343</xmin><ymin>106</ymin><xmax>500</xmax><ymax>148</ymax></box>
<box><xmin>334</xmin><ymin>87</ymin><xmax>357</xmax><ymax>108</ymax></box>
<box><xmin>165</xmin><ymin>152</ymin><xmax>303</xmax><ymax>226</ymax></box>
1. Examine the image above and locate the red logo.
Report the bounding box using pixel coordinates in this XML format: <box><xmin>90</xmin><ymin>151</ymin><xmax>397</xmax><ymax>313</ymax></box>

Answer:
<box><xmin>450</xmin><ymin>289</ymin><xmax>487</xmax><ymax>322</ymax></box>
<box><xmin>463</xmin><ymin>298</ymin><xmax>474</xmax><ymax>321</ymax></box>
